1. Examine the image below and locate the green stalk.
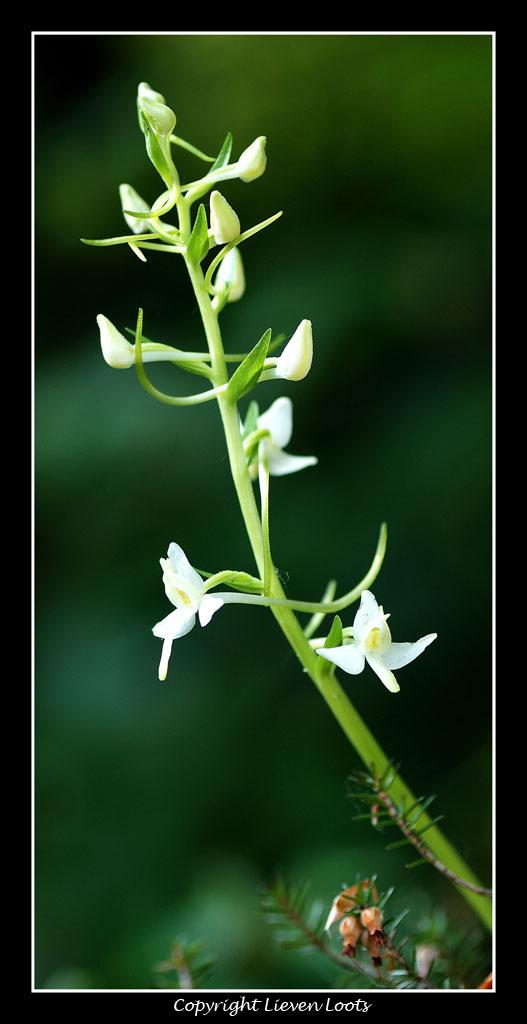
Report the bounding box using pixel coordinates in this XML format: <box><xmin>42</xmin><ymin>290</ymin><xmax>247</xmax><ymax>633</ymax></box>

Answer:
<box><xmin>182</xmin><ymin>252</ymin><xmax>492</xmax><ymax>932</ymax></box>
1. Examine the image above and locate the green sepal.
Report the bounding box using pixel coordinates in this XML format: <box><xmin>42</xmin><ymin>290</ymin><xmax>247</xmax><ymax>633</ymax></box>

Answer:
<box><xmin>226</xmin><ymin>329</ymin><xmax>271</xmax><ymax>403</ymax></box>
<box><xmin>210</xmin><ymin>132</ymin><xmax>233</xmax><ymax>172</ymax></box>
<box><xmin>186</xmin><ymin>204</ymin><xmax>210</xmax><ymax>265</ymax></box>
<box><xmin>142</xmin><ymin>113</ymin><xmax>174</xmax><ymax>188</ymax></box>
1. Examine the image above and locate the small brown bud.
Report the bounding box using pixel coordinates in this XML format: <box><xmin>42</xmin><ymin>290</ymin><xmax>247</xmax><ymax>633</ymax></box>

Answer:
<box><xmin>360</xmin><ymin>905</ymin><xmax>383</xmax><ymax>935</ymax></box>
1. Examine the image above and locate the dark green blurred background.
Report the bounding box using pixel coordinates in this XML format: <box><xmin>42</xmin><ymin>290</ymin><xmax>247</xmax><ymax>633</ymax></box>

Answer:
<box><xmin>35</xmin><ymin>33</ymin><xmax>492</xmax><ymax>990</ymax></box>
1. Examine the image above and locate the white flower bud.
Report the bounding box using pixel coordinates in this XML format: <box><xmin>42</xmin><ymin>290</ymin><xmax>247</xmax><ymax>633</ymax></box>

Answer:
<box><xmin>210</xmin><ymin>191</ymin><xmax>241</xmax><ymax>245</ymax></box>
<box><xmin>275</xmin><ymin>319</ymin><xmax>313</xmax><ymax>381</ymax></box>
<box><xmin>215</xmin><ymin>248</ymin><xmax>245</xmax><ymax>302</ymax></box>
<box><xmin>237</xmin><ymin>136</ymin><xmax>267</xmax><ymax>182</ymax></box>
<box><xmin>138</xmin><ymin>95</ymin><xmax>176</xmax><ymax>137</ymax></box>
<box><xmin>137</xmin><ymin>82</ymin><xmax>166</xmax><ymax>105</ymax></box>
<box><xmin>97</xmin><ymin>314</ymin><xmax>135</xmax><ymax>369</ymax></box>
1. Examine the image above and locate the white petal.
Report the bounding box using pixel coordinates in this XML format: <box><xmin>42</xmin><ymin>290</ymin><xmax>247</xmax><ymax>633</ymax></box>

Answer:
<box><xmin>258</xmin><ymin>397</ymin><xmax>293</xmax><ymax>449</ymax></box>
<box><xmin>353</xmin><ymin>590</ymin><xmax>381</xmax><ymax>642</ymax></box>
<box><xmin>166</xmin><ymin>543</ymin><xmax>204</xmax><ymax>590</ymax></box>
<box><xmin>365</xmin><ymin>651</ymin><xmax>400</xmax><ymax>693</ymax></box>
<box><xmin>152</xmin><ymin>607</ymin><xmax>196</xmax><ymax>640</ymax></box>
<box><xmin>266</xmin><ymin>445</ymin><xmax>318</xmax><ymax>477</ymax></box>
<box><xmin>161</xmin><ymin>542</ymin><xmax>204</xmax><ymax>609</ymax></box>
<box><xmin>199</xmin><ymin>594</ymin><xmax>225</xmax><ymax>626</ymax></box>
<box><xmin>315</xmin><ymin>641</ymin><xmax>365</xmax><ymax>675</ymax></box>
<box><xmin>382</xmin><ymin>633</ymin><xmax>437</xmax><ymax>670</ymax></box>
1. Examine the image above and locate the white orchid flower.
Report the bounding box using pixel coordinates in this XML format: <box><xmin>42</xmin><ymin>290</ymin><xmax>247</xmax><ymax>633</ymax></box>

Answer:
<box><xmin>316</xmin><ymin>590</ymin><xmax>437</xmax><ymax>693</ymax></box>
<box><xmin>152</xmin><ymin>543</ymin><xmax>224</xmax><ymax>680</ymax></box>
<box><xmin>252</xmin><ymin>396</ymin><xmax>318</xmax><ymax>477</ymax></box>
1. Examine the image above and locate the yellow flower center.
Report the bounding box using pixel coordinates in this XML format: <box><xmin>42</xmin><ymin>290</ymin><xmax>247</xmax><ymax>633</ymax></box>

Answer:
<box><xmin>365</xmin><ymin>627</ymin><xmax>382</xmax><ymax>651</ymax></box>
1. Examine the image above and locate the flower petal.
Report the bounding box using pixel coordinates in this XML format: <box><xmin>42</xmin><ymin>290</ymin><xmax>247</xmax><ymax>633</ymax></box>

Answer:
<box><xmin>166</xmin><ymin>543</ymin><xmax>204</xmax><ymax>591</ymax></box>
<box><xmin>266</xmin><ymin>445</ymin><xmax>318</xmax><ymax>477</ymax></box>
<box><xmin>161</xmin><ymin>542</ymin><xmax>204</xmax><ymax>609</ymax></box>
<box><xmin>199</xmin><ymin>594</ymin><xmax>225</xmax><ymax>626</ymax></box>
<box><xmin>315</xmin><ymin>640</ymin><xmax>365</xmax><ymax>675</ymax></box>
<box><xmin>353</xmin><ymin>590</ymin><xmax>381</xmax><ymax>642</ymax></box>
<box><xmin>365</xmin><ymin>651</ymin><xmax>400</xmax><ymax>693</ymax></box>
<box><xmin>152</xmin><ymin>607</ymin><xmax>196</xmax><ymax>640</ymax></box>
<box><xmin>258</xmin><ymin>396</ymin><xmax>293</xmax><ymax>449</ymax></box>
<box><xmin>382</xmin><ymin>633</ymin><xmax>437</xmax><ymax>670</ymax></box>
<box><xmin>152</xmin><ymin>607</ymin><xmax>196</xmax><ymax>681</ymax></box>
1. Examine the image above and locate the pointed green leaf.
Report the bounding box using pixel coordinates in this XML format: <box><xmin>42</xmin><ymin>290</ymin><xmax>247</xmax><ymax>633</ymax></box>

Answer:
<box><xmin>406</xmin><ymin>795</ymin><xmax>436</xmax><ymax>827</ymax></box>
<box><xmin>385</xmin><ymin>837</ymin><xmax>414</xmax><ymax>851</ymax></box>
<box><xmin>242</xmin><ymin>400</ymin><xmax>260</xmax><ymax>440</ymax></box>
<box><xmin>385</xmin><ymin>907</ymin><xmax>410</xmax><ymax>933</ymax></box>
<box><xmin>227</xmin><ymin>329</ymin><xmax>271</xmax><ymax>402</ymax></box>
<box><xmin>186</xmin><ymin>204</ymin><xmax>210</xmax><ymax>264</ymax></box>
<box><xmin>414</xmin><ymin>814</ymin><xmax>445</xmax><ymax>837</ymax></box>
<box><xmin>318</xmin><ymin>614</ymin><xmax>344</xmax><ymax>677</ymax></box>
<box><xmin>211</xmin><ymin>132</ymin><xmax>233</xmax><ymax>172</ymax></box>
<box><xmin>323</xmin><ymin>615</ymin><xmax>343</xmax><ymax>649</ymax></box>
<box><xmin>382</xmin><ymin>762</ymin><xmax>401</xmax><ymax>790</ymax></box>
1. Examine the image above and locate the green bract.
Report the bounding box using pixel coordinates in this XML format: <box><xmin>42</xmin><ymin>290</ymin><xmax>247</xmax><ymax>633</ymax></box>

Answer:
<box><xmin>227</xmin><ymin>329</ymin><xmax>271</xmax><ymax>403</ymax></box>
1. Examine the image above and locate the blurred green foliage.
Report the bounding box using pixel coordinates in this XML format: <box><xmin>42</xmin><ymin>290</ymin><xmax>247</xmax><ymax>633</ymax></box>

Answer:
<box><xmin>35</xmin><ymin>33</ymin><xmax>492</xmax><ymax>989</ymax></box>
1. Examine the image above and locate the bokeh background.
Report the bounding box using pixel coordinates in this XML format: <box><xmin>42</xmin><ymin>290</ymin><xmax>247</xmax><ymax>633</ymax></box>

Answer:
<box><xmin>35</xmin><ymin>33</ymin><xmax>493</xmax><ymax>990</ymax></box>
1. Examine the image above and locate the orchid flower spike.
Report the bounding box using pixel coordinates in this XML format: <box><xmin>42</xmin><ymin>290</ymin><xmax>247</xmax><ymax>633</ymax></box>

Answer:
<box><xmin>253</xmin><ymin>396</ymin><xmax>318</xmax><ymax>477</ymax></box>
<box><xmin>152</xmin><ymin>543</ymin><xmax>224</xmax><ymax>680</ymax></box>
<box><xmin>275</xmin><ymin>319</ymin><xmax>313</xmax><ymax>381</ymax></box>
<box><xmin>316</xmin><ymin>590</ymin><xmax>437</xmax><ymax>693</ymax></box>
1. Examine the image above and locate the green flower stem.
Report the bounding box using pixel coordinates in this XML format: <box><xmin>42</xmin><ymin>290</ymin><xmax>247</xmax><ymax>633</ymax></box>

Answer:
<box><xmin>183</xmin><ymin>255</ymin><xmax>492</xmax><ymax>933</ymax></box>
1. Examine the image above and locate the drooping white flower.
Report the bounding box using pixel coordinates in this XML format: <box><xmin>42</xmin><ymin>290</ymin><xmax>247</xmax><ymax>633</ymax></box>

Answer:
<box><xmin>275</xmin><ymin>319</ymin><xmax>313</xmax><ymax>381</ymax></box>
<box><xmin>152</xmin><ymin>543</ymin><xmax>224</xmax><ymax>680</ymax></box>
<box><xmin>254</xmin><ymin>396</ymin><xmax>318</xmax><ymax>477</ymax></box>
<box><xmin>316</xmin><ymin>590</ymin><xmax>437</xmax><ymax>693</ymax></box>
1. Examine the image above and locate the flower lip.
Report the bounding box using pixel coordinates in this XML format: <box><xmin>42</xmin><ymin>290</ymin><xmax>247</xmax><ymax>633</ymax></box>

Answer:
<box><xmin>252</xmin><ymin>397</ymin><xmax>318</xmax><ymax>477</ymax></box>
